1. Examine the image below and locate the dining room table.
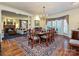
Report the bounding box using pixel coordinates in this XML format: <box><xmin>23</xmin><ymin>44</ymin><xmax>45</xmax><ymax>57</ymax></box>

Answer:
<box><xmin>36</xmin><ymin>32</ymin><xmax>46</xmax><ymax>36</ymax></box>
<box><xmin>35</xmin><ymin>31</ymin><xmax>48</xmax><ymax>41</ymax></box>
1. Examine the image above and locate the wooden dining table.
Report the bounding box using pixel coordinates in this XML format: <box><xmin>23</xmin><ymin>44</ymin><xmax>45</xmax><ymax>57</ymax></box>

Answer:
<box><xmin>35</xmin><ymin>32</ymin><xmax>48</xmax><ymax>41</ymax></box>
<box><xmin>36</xmin><ymin>32</ymin><xmax>46</xmax><ymax>36</ymax></box>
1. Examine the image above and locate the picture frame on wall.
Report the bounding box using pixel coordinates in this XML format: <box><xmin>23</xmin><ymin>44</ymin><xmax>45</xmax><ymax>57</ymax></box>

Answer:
<box><xmin>35</xmin><ymin>20</ymin><xmax>40</xmax><ymax>27</ymax></box>
<box><xmin>20</xmin><ymin>20</ymin><xmax>28</xmax><ymax>28</ymax></box>
<box><xmin>7</xmin><ymin>19</ymin><xmax>13</xmax><ymax>25</ymax></box>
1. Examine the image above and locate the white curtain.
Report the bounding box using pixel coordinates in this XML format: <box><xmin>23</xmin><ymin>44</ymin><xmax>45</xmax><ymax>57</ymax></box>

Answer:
<box><xmin>63</xmin><ymin>19</ymin><xmax>68</xmax><ymax>34</ymax></box>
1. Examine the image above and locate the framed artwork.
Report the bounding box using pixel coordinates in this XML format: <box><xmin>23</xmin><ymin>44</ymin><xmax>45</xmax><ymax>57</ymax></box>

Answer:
<box><xmin>7</xmin><ymin>19</ymin><xmax>13</xmax><ymax>25</ymax></box>
<box><xmin>35</xmin><ymin>20</ymin><xmax>40</xmax><ymax>27</ymax></box>
<box><xmin>20</xmin><ymin>20</ymin><xmax>28</xmax><ymax>28</ymax></box>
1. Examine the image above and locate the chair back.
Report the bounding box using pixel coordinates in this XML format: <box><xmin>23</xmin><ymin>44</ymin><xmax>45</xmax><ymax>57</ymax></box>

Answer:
<box><xmin>31</xmin><ymin>29</ymin><xmax>35</xmax><ymax>36</ymax></box>
<box><xmin>46</xmin><ymin>30</ymin><xmax>51</xmax><ymax>39</ymax></box>
<box><xmin>51</xmin><ymin>28</ymin><xmax>55</xmax><ymax>40</ymax></box>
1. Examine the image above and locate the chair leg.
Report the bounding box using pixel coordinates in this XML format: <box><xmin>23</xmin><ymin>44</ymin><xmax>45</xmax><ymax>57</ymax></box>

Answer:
<box><xmin>46</xmin><ymin>39</ymin><xmax>48</xmax><ymax>47</ymax></box>
<box><xmin>39</xmin><ymin>39</ymin><xmax>41</xmax><ymax>45</ymax></box>
<box><xmin>52</xmin><ymin>37</ymin><xmax>55</xmax><ymax>42</ymax></box>
<box><xmin>49</xmin><ymin>37</ymin><xmax>52</xmax><ymax>43</ymax></box>
<box><xmin>31</xmin><ymin>40</ymin><xmax>34</xmax><ymax>49</ymax></box>
<box><xmin>50</xmin><ymin>37</ymin><xmax>52</xmax><ymax>43</ymax></box>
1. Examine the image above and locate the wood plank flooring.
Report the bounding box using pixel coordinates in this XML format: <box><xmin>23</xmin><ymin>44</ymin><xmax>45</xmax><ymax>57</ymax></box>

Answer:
<box><xmin>0</xmin><ymin>42</ymin><xmax>1</xmax><ymax>56</ymax></box>
<box><xmin>1</xmin><ymin>40</ymin><xmax>26</xmax><ymax>56</ymax></box>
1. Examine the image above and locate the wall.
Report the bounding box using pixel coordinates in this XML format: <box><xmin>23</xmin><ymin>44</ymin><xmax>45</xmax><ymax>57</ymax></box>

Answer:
<box><xmin>0</xmin><ymin>9</ymin><xmax>2</xmax><ymax>42</ymax></box>
<box><xmin>31</xmin><ymin>16</ymin><xmax>47</xmax><ymax>29</ymax></box>
<box><xmin>49</xmin><ymin>7</ymin><xmax>79</xmax><ymax>37</ymax></box>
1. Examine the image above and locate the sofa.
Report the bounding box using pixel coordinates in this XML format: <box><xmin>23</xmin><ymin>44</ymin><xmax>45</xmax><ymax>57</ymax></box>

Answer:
<box><xmin>16</xmin><ymin>28</ymin><xmax>27</xmax><ymax>35</ymax></box>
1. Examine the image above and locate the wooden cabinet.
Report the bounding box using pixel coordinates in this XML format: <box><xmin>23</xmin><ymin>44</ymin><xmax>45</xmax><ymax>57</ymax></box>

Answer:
<box><xmin>72</xmin><ymin>30</ymin><xmax>79</xmax><ymax>40</ymax></box>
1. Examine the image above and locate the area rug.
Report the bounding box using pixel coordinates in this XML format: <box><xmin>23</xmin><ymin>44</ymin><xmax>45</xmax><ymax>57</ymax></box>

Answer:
<box><xmin>9</xmin><ymin>35</ymin><xmax>69</xmax><ymax>56</ymax></box>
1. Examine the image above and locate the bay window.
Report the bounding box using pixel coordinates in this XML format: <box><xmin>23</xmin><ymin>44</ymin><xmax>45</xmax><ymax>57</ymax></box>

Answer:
<box><xmin>46</xmin><ymin>15</ymin><xmax>69</xmax><ymax>36</ymax></box>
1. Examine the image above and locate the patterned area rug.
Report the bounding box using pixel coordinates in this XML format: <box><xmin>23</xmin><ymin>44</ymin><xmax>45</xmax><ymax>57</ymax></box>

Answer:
<box><xmin>9</xmin><ymin>35</ymin><xmax>69</xmax><ymax>56</ymax></box>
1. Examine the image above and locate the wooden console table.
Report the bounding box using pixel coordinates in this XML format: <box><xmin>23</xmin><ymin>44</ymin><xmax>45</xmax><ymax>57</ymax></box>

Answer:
<box><xmin>72</xmin><ymin>30</ymin><xmax>79</xmax><ymax>40</ymax></box>
<box><xmin>69</xmin><ymin>30</ymin><xmax>79</xmax><ymax>50</ymax></box>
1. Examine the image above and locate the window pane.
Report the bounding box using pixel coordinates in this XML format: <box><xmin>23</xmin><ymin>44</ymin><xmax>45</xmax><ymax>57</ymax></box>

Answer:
<box><xmin>47</xmin><ymin>21</ymin><xmax>52</xmax><ymax>30</ymax></box>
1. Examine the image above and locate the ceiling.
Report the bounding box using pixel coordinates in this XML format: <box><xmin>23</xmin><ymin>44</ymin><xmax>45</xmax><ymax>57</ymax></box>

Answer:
<box><xmin>0</xmin><ymin>2</ymin><xmax>79</xmax><ymax>16</ymax></box>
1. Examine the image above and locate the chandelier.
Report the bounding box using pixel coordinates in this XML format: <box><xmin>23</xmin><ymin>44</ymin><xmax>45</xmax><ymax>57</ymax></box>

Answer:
<box><xmin>35</xmin><ymin>6</ymin><xmax>47</xmax><ymax>20</ymax></box>
<box><xmin>41</xmin><ymin>6</ymin><xmax>47</xmax><ymax>20</ymax></box>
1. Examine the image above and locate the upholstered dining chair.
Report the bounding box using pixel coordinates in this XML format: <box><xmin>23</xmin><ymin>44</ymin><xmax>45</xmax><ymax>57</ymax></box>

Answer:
<box><xmin>28</xmin><ymin>29</ymin><xmax>40</xmax><ymax>48</ymax></box>
<box><xmin>50</xmin><ymin>29</ymin><xmax>55</xmax><ymax>42</ymax></box>
<box><xmin>40</xmin><ymin>29</ymin><xmax>55</xmax><ymax>46</ymax></box>
<box><xmin>40</xmin><ymin>30</ymin><xmax>51</xmax><ymax>47</ymax></box>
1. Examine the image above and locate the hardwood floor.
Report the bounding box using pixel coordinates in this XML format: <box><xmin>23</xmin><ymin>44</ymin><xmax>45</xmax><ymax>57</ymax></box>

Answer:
<box><xmin>0</xmin><ymin>42</ymin><xmax>1</xmax><ymax>56</ymax></box>
<box><xmin>52</xmin><ymin>47</ymin><xmax>79</xmax><ymax>56</ymax></box>
<box><xmin>1</xmin><ymin>40</ymin><xmax>26</xmax><ymax>56</ymax></box>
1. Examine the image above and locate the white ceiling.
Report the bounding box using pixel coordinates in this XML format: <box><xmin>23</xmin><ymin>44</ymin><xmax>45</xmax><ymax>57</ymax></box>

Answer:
<box><xmin>0</xmin><ymin>2</ymin><xmax>79</xmax><ymax>16</ymax></box>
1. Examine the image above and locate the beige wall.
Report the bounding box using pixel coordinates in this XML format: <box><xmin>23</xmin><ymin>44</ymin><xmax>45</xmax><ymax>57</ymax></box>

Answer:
<box><xmin>48</xmin><ymin>7</ymin><xmax>79</xmax><ymax>37</ymax></box>
<box><xmin>0</xmin><ymin>9</ymin><xmax>2</xmax><ymax>42</ymax></box>
<box><xmin>32</xmin><ymin>16</ymin><xmax>46</xmax><ymax>29</ymax></box>
<box><xmin>31</xmin><ymin>16</ymin><xmax>41</xmax><ymax>28</ymax></box>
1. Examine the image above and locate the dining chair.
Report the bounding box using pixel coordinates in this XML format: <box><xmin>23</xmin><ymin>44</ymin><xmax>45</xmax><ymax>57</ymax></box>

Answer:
<box><xmin>50</xmin><ymin>29</ymin><xmax>55</xmax><ymax>42</ymax></box>
<box><xmin>41</xmin><ymin>29</ymin><xmax>55</xmax><ymax>46</ymax></box>
<box><xmin>27</xmin><ymin>29</ymin><xmax>32</xmax><ymax>40</ymax></box>
<box><xmin>40</xmin><ymin>31</ymin><xmax>51</xmax><ymax>47</ymax></box>
<box><xmin>29</xmin><ymin>29</ymin><xmax>40</xmax><ymax>48</ymax></box>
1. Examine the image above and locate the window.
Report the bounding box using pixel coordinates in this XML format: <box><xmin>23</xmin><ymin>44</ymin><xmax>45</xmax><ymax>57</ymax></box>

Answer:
<box><xmin>47</xmin><ymin>21</ymin><xmax>52</xmax><ymax>30</ymax></box>
<box><xmin>46</xmin><ymin>15</ymin><xmax>69</xmax><ymax>35</ymax></box>
<box><xmin>56</xmin><ymin>20</ymin><xmax>63</xmax><ymax>34</ymax></box>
